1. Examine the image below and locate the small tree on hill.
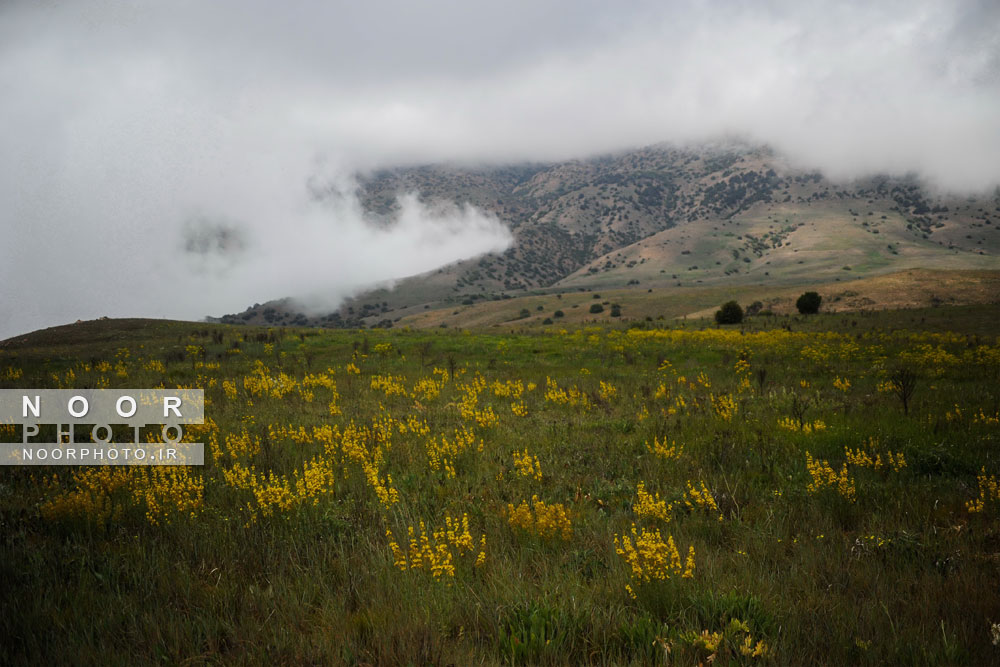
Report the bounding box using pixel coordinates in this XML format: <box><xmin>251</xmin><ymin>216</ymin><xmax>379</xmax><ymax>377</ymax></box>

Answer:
<box><xmin>796</xmin><ymin>292</ymin><xmax>822</xmax><ymax>314</ymax></box>
<box><xmin>715</xmin><ymin>301</ymin><xmax>743</xmax><ymax>325</ymax></box>
<box><xmin>589</xmin><ymin>303</ymin><xmax>604</xmax><ymax>314</ymax></box>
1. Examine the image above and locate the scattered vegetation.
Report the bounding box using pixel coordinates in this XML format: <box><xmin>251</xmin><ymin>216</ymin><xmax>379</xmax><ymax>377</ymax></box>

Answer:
<box><xmin>1</xmin><ymin>311</ymin><xmax>999</xmax><ymax>664</ymax></box>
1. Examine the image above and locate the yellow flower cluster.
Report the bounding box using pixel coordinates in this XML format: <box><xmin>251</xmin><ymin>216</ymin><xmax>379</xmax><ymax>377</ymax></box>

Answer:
<box><xmin>544</xmin><ymin>377</ymin><xmax>591</xmax><ymax>409</ymax></box>
<box><xmin>634</xmin><ymin>481</ymin><xmax>672</xmax><ymax>522</ymax></box>
<box><xmin>40</xmin><ymin>468</ymin><xmax>131</xmax><ymax>523</ymax></box>
<box><xmin>510</xmin><ymin>401</ymin><xmax>528</xmax><ymax>417</ymax></box>
<box><xmin>256</xmin><ymin>418</ymin><xmax>398</xmax><ymax>511</ymax></box>
<box><xmin>899</xmin><ymin>343</ymin><xmax>960</xmax><ymax>377</ymax></box>
<box><xmin>144</xmin><ymin>359</ymin><xmax>166</xmax><ymax>373</ymax></box>
<box><xmin>777</xmin><ymin>417</ymin><xmax>827</xmax><ymax>433</ymax></box>
<box><xmin>973</xmin><ymin>409</ymin><xmax>999</xmax><ymax>426</ymax></box>
<box><xmin>844</xmin><ymin>444</ymin><xmax>906</xmax><ymax>472</ymax></box>
<box><xmin>491</xmin><ymin>379</ymin><xmax>524</xmax><ymax>398</ymax></box>
<box><xmin>683</xmin><ymin>629</ymin><xmax>722</xmax><ymax>653</ymax></box>
<box><xmin>684</xmin><ymin>480</ymin><xmax>723</xmax><ymax>520</ymax></box>
<box><xmin>646</xmin><ymin>436</ymin><xmax>683</xmax><ymax>461</ymax></box>
<box><xmin>805</xmin><ymin>452</ymin><xmax>856</xmax><ymax>502</ymax></box>
<box><xmin>223</xmin><ymin>456</ymin><xmax>336</xmax><ymax>519</ymax></box>
<box><xmin>512</xmin><ymin>449</ymin><xmax>542</xmax><ymax>481</ymax></box>
<box><xmin>711</xmin><ymin>393</ymin><xmax>737</xmax><ymax>421</ymax></box>
<box><xmin>133</xmin><ymin>467</ymin><xmax>205</xmax><ymax>526</ymax></box>
<box><xmin>243</xmin><ymin>361</ymin><xmax>298</xmax><ymax>399</ymax></box>
<box><xmin>614</xmin><ymin>524</ymin><xmax>695</xmax><ymax>586</ymax></box>
<box><xmin>302</xmin><ymin>370</ymin><xmax>337</xmax><ymax>390</ymax></box>
<box><xmin>425</xmin><ymin>427</ymin><xmax>483</xmax><ymax>477</ymax></box>
<box><xmin>218</xmin><ymin>428</ymin><xmax>261</xmax><ymax>463</ymax></box>
<box><xmin>598</xmin><ymin>380</ymin><xmax>617</xmax><ymax>402</ymax></box>
<box><xmin>411</xmin><ymin>374</ymin><xmax>446</xmax><ymax>402</ymax></box>
<box><xmin>194</xmin><ymin>361</ymin><xmax>220</xmax><ymax>371</ymax></box>
<box><xmin>833</xmin><ymin>377</ymin><xmax>851</xmax><ymax>392</ymax></box>
<box><xmin>507</xmin><ymin>496</ymin><xmax>572</xmax><ymax>540</ymax></box>
<box><xmin>41</xmin><ymin>466</ymin><xmax>204</xmax><ymax>527</ymax></box>
<box><xmin>875</xmin><ymin>379</ymin><xmax>894</xmax><ymax>393</ymax></box>
<box><xmin>370</xmin><ymin>374</ymin><xmax>408</xmax><ymax>397</ymax></box>
<box><xmin>741</xmin><ymin>636</ymin><xmax>771</xmax><ymax>658</ymax></box>
<box><xmin>51</xmin><ymin>368</ymin><xmax>76</xmax><ymax>388</ymax></box>
<box><xmin>966</xmin><ymin>468</ymin><xmax>1000</xmax><ymax>513</ymax></box>
<box><xmin>386</xmin><ymin>515</ymin><xmax>486</xmax><ymax>579</ymax></box>
<box><xmin>456</xmin><ymin>374</ymin><xmax>500</xmax><ymax>427</ymax></box>
<box><xmin>677</xmin><ymin>619</ymin><xmax>770</xmax><ymax>660</ymax></box>
<box><xmin>267</xmin><ymin>423</ymin><xmax>335</xmax><ymax>446</ymax></box>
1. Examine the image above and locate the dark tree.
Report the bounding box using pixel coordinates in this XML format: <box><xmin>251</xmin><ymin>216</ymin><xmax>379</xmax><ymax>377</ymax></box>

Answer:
<box><xmin>715</xmin><ymin>300</ymin><xmax>743</xmax><ymax>325</ymax></box>
<box><xmin>589</xmin><ymin>303</ymin><xmax>605</xmax><ymax>314</ymax></box>
<box><xmin>796</xmin><ymin>292</ymin><xmax>822</xmax><ymax>314</ymax></box>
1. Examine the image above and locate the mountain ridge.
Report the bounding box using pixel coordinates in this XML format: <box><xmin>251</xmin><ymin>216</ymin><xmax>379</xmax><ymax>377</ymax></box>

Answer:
<box><xmin>218</xmin><ymin>142</ymin><xmax>1000</xmax><ymax>328</ymax></box>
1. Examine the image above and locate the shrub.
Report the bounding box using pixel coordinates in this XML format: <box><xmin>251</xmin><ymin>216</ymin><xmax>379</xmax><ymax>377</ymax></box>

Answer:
<box><xmin>796</xmin><ymin>292</ymin><xmax>822</xmax><ymax>314</ymax></box>
<box><xmin>715</xmin><ymin>301</ymin><xmax>743</xmax><ymax>325</ymax></box>
<box><xmin>589</xmin><ymin>304</ymin><xmax>604</xmax><ymax>314</ymax></box>
<box><xmin>610</xmin><ymin>304</ymin><xmax>622</xmax><ymax>317</ymax></box>
<box><xmin>553</xmin><ymin>310</ymin><xmax>565</xmax><ymax>318</ymax></box>
<box><xmin>745</xmin><ymin>300</ymin><xmax>763</xmax><ymax>317</ymax></box>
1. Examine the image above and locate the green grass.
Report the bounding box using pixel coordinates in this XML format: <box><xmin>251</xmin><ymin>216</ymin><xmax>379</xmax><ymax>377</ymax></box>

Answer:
<box><xmin>1</xmin><ymin>309</ymin><xmax>999</xmax><ymax>664</ymax></box>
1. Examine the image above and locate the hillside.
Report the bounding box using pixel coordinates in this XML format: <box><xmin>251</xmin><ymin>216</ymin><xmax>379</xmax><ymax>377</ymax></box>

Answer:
<box><xmin>218</xmin><ymin>142</ymin><xmax>1000</xmax><ymax>328</ymax></box>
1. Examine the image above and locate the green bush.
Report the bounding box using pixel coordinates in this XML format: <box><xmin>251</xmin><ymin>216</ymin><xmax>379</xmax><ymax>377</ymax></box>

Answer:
<box><xmin>589</xmin><ymin>303</ymin><xmax>604</xmax><ymax>314</ymax></box>
<box><xmin>714</xmin><ymin>300</ymin><xmax>743</xmax><ymax>325</ymax></box>
<box><xmin>796</xmin><ymin>291</ymin><xmax>822</xmax><ymax>314</ymax></box>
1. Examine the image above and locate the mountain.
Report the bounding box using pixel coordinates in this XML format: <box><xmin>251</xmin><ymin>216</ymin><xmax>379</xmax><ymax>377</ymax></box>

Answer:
<box><xmin>218</xmin><ymin>142</ymin><xmax>1000</xmax><ymax>328</ymax></box>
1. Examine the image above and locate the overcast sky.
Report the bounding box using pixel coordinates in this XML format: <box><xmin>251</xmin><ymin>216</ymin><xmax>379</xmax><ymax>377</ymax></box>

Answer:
<box><xmin>1</xmin><ymin>0</ymin><xmax>998</xmax><ymax>339</ymax></box>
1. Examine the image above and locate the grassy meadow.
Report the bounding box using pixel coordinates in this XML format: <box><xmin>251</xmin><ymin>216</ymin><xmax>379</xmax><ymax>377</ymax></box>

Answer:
<box><xmin>2</xmin><ymin>308</ymin><xmax>1000</xmax><ymax>665</ymax></box>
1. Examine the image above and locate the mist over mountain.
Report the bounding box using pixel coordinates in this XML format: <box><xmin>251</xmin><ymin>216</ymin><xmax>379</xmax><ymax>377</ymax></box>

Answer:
<box><xmin>220</xmin><ymin>142</ymin><xmax>1000</xmax><ymax>328</ymax></box>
